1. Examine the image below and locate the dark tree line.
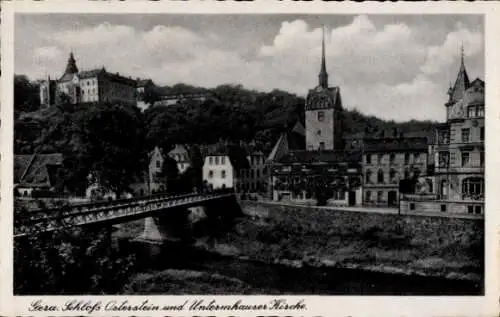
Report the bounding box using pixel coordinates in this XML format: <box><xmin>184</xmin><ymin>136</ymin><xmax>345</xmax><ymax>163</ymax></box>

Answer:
<box><xmin>14</xmin><ymin>75</ymin><xmax>437</xmax><ymax>197</ymax></box>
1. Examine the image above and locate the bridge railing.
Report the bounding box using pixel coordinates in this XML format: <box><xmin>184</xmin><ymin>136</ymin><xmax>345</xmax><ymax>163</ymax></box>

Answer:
<box><xmin>15</xmin><ymin>192</ymin><xmax>235</xmax><ymax>234</ymax></box>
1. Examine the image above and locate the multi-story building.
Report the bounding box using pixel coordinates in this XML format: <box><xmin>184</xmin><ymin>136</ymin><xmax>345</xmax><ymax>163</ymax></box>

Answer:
<box><xmin>39</xmin><ymin>52</ymin><xmax>137</xmax><ymax>107</ymax></box>
<box><xmin>362</xmin><ymin>135</ymin><xmax>428</xmax><ymax>207</ymax></box>
<box><xmin>402</xmin><ymin>52</ymin><xmax>484</xmax><ymax>214</ymax></box>
<box><xmin>239</xmin><ymin>151</ymin><xmax>268</xmax><ymax>193</ymax></box>
<box><xmin>202</xmin><ymin>145</ymin><xmax>249</xmax><ymax>190</ymax></box>
<box><xmin>149</xmin><ymin>146</ymin><xmax>166</xmax><ymax>193</ymax></box>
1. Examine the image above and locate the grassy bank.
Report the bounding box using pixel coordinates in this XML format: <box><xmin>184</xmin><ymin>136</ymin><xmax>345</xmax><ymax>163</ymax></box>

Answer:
<box><xmin>212</xmin><ymin>202</ymin><xmax>484</xmax><ymax>282</ymax></box>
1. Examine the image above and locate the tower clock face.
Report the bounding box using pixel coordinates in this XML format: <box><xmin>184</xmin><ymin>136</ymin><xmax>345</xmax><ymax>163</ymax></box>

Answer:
<box><xmin>450</xmin><ymin>100</ymin><xmax>465</xmax><ymax>118</ymax></box>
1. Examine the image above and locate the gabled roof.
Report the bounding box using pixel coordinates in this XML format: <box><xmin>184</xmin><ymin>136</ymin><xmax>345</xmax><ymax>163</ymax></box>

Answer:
<box><xmin>267</xmin><ymin>121</ymin><xmax>306</xmax><ymax>163</ymax></box>
<box><xmin>15</xmin><ymin>153</ymin><xmax>63</xmax><ymax>187</ymax></box>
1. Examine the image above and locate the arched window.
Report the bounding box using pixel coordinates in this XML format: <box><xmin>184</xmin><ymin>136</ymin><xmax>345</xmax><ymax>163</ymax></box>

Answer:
<box><xmin>365</xmin><ymin>170</ymin><xmax>372</xmax><ymax>183</ymax></box>
<box><xmin>377</xmin><ymin>169</ymin><xmax>384</xmax><ymax>184</ymax></box>
<box><xmin>462</xmin><ymin>177</ymin><xmax>484</xmax><ymax>200</ymax></box>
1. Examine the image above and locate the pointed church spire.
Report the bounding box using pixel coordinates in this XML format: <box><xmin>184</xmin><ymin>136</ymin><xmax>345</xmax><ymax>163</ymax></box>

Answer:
<box><xmin>64</xmin><ymin>52</ymin><xmax>79</xmax><ymax>76</ymax></box>
<box><xmin>449</xmin><ymin>43</ymin><xmax>470</xmax><ymax>102</ymax></box>
<box><xmin>318</xmin><ymin>25</ymin><xmax>328</xmax><ymax>88</ymax></box>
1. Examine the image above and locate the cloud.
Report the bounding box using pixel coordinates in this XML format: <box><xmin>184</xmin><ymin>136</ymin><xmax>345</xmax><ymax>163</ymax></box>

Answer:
<box><xmin>18</xmin><ymin>15</ymin><xmax>483</xmax><ymax>122</ymax></box>
<box><xmin>421</xmin><ymin>22</ymin><xmax>483</xmax><ymax>75</ymax></box>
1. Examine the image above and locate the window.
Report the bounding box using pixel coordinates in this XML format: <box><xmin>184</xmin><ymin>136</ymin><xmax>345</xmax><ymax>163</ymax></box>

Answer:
<box><xmin>468</xmin><ymin>206</ymin><xmax>474</xmax><ymax>214</ymax></box>
<box><xmin>480</xmin><ymin>127</ymin><xmax>485</xmax><ymax>141</ymax></box>
<box><xmin>317</xmin><ymin>129</ymin><xmax>321</xmax><ymax>136</ymax></box>
<box><xmin>461</xmin><ymin>128</ymin><xmax>470</xmax><ymax>143</ymax></box>
<box><xmin>156</xmin><ymin>161</ymin><xmax>161</xmax><ymax>168</ymax></box>
<box><xmin>221</xmin><ymin>156</ymin><xmax>226</xmax><ymax>164</ymax></box>
<box><xmin>410</xmin><ymin>203</ymin><xmax>415</xmax><ymax>211</ymax></box>
<box><xmin>209</xmin><ymin>157</ymin><xmax>213</xmax><ymax>165</ymax></box>
<box><xmin>475</xmin><ymin>205</ymin><xmax>482</xmax><ymax>214</ymax></box>
<box><xmin>365</xmin><ymin>170</ymin><xmax>372</xmax><ymax>183</ymax></box>
<box><xmin>208</xmin><ymin>170</ymin><xmax>214</xmax><ymax>178</ymax></box>
<box><xmin>404</xmin><ymin>153</ymin><xmax>410</xmax><ymax>165</ymax></box>
<box><xmin>461</xmin><ymin>151</ymin><xmax>470</xmax><ymax>167</ymax></box>
<box><xmin>389</xmin><ymin>153</ymin><xmax>395</xmax><ymax>164</ymax></box>
<box><xmin>365</xmin><ymin>191</ymin><xmax>372</xmax><ymax>202</ymax></box>
<box><xmin>215</xmin><ymin>157</ymin><xmax>219</xmax><ymax>165</ymax></box>
<box><xmin>377</xmin><ymin>191</ymin><xmax>383</xmax><ymax>203</ymax></box>
<box><xmin>389</xmin><ymin>169</ymin><xmax>396</xmax><ymax>182</ymax></box>
<box><xmin>378</xmin><ymin>154</ymin><xmax>384</xmax><ymax>165</ymax></box>
<box><xmin>319</xmin><ymin>142</ymin><xmax>325</xmax><ymax>150</ymax></box>
<box><xmin>462</xmin><ymin>177</ymin><xmax>484</xmax><ymax>200</ymax></box>
<box><xmin>438</xmin><ymin>151</ymin><xmax>449</xmax><ymax>168</ymax></box>
<box><xmin>377</xmin><ymin>169</ymin><xmax>384</xmax><ymax>184</ymax></box>
<box><xmin>468</xmin><ymin>107</ymin><xmax>475</xmax><ymax>118</ymax></box>
<box><xmin>366</xmin><ymin>155</ymin><xmax>372</xmax><ymax>164</ymax></box>
<box><xmin>441</xmin><ymin>204</ymin><xmax>447</xmax><ymax>212</ymax></box>
<box><xmin>318</xmin><ymin>111</ymin><xmax>325</xmax><ymax>122</ymax></box>
<box><xmin>480</xmin><ymin>151</ymin><xmax>485</xmax><ymax>167</ymax></box>
<box><xmin>477</xmin><ymin>106</ymin><xmax>484</xmax><ymax>117</ymax></box>
<box><xmin>221</xmin><ymin>170</ymin><xmax>226</xmax><ymax>179</ymax></box>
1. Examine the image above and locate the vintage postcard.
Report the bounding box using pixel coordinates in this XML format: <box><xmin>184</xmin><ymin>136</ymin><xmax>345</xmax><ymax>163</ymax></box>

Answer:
<box><xmin>1</xmin><ymin>1</ymin><xmax>499</xmax><ymax>316</ymax></box>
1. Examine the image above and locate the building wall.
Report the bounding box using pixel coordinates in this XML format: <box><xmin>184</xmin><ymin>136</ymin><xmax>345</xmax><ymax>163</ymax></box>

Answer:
<box><xmin>240</xmin><ymin>154</ymin><xmax>267</xmax><ymax>193</ymax></box>
<box><xmin>149</xmin><ymin>147</ymin><xmax>165</xmax><ymax>192</ymax></box>
<box><xmin>80</xmin><ymin>77</ymin><xmax>99</xmax><ymax>103</ymax></box>
<box><xmin>99</xmin><ymin>76</ymin><xmax>136</xmax><ymax>106</ymax></box>
<box><xmin>168</xmin><ymin>145</ymin><xmax>191</xmax><ymax>174</ymax></box>
<box><xmin>400</xmin><ymin>198</ymin><xmax>484</xmax><ymax>215</ymax></box>
<box><xmin>203</xmin><ymin>155</ymin><xmax>235</xmax><ymax>189</ymax></box>
<box><xmin>305</xmin><ymin>108</ymin><xmax>335</xmax><ymax>151</ymax></box>
<box><xmin>363</xmin><ymin>151</ymin><xmax>428</xmax><ymax>206</ymax></box>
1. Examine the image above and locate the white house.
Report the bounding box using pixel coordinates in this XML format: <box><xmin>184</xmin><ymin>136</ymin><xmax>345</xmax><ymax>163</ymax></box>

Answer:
<box><xmin>202</xmin><ymin>146</ymin><xmax>249</xmax><ymax>190</ymax></box>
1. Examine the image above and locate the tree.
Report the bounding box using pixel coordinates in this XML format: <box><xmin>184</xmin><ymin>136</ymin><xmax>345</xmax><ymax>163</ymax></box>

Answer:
<box><xmin>14</xmin><ymin>75</ymin><xmax>40</xmax><ymax>117</ymax></box>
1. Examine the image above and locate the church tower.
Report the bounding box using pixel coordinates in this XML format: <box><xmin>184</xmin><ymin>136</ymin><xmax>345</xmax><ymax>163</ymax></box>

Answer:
<box><xmin>305</xmin><ymin>26</ymin><xmax>343</xmax><ymax>151</ymax></box>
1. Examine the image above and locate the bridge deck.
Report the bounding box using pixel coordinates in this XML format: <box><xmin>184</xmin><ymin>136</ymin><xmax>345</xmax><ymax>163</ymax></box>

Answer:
<box><xmin>14</xmin><ymin>192</ymin><xmax>234</xmax><ymax>238</ymax></box>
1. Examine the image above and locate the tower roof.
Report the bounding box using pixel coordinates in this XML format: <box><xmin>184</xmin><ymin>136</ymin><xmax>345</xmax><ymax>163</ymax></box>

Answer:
<box><xmin>318</xmin><ymin>26</ymin><xmax>328</xmax><ymax>89</ymax></box>
<box><xmin>63</xmin><ymin>52</ymin><xmax>79</xmax><ymax>76</ymax></box>
<box><xmin>449</xmin><ymin>45</ymin><xmax>470</xmax><ymax>103</ymax></box>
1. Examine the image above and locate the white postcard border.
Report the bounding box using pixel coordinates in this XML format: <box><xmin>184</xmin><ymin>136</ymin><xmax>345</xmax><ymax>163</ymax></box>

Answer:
<box><xmin>1</xmin><ymin>1</ymin><xmax>499</xmax><ymax>317</ymax></box>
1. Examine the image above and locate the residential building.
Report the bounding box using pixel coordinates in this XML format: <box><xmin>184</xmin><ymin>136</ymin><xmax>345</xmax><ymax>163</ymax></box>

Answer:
<box><xmin>39</xmin><ymin>52</ymin><xmax>137</xmax><ymax>107</ymax></box>
<box><xmin>168</xmin><ymin>144</ymin><xmax>191</xmax><ymax>174</ymax></box>
<box><xmin>363</xmin><ymin>135</ymin><xmax>429</xmax><ymax>207</ymax></box>
<box><xmin>239</xmin><ymin>151</ymin><xmax>268</xmax><ymax>193</ymax></box>
<box><xmin>402</xmin><ymin>51</ymin><xmax>484</xmax><ymax>214</ymax></box>
<box><xmin>14</xmin><ymin>153</ymin><xmax>63</xmax><ymax>197</ymax></box>
<box><xmin>149</xmin><ymin>146</ymin><xmax>166</xmax><ymax>193</ymax></box>
<box><xmin>202</xmin><ymin>145</ymin><xmax>249</xmax><ymax>191</ymax></box>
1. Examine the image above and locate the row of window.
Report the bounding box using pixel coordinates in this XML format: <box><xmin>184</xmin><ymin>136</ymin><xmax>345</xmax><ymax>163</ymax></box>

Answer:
<box><xmin>241</xmin><ymin>168</ymin><xmax>266</xmax><ymax>179</ymax></box>
<box><xmin>208</xmin><ymin>170</ymin><xmax>226</xmax><ymax>179</ymax></box>
<box><xmin>171</xmin><ymin>153</ymin><xmax>189</xmax><ymax>162</ymax></box>
<box><xmin>437</xmin><ymin>151</ymin><xmax>484</xmax><ymax>168</ymax></box>
<box><xmin>468</xmin><ymin>106</ymin><xmax>484</xmax><ymax>118</ymax></box>
<box><xmin>208</xmin><ymin>156</ymin><xmax>226</xmax><ymax>165</ymax></box>
<box><xmin>365</xmin><ymin>153</ymin><xmax>424</xmax><ymax>165</ymax></box>
<box><xmin>365</xmin><ymin>168</ymin><xmax>420</xmax><ymax>184</ymax></box>
<box><xmin>461</xmin><ymin>127</ymin><xmax>484</xmax><ymax>143</ymax></box>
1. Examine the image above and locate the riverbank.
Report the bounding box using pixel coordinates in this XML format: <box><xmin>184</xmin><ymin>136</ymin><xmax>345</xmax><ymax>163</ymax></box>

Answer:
<box><xmin>209</xmin><ymin>201</ymin><xmax>483</xmax><ymax>283</ymax></box>
<box><xmin>116</xmin><ymin>201</ymin><xmax>483</xmax><ymax>294</ymax></box>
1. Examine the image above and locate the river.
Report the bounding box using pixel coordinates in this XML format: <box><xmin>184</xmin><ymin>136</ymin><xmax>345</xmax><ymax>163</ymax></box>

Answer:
<box><xmin>119</xmin><ymin>239</ymin><xmax>483</xmax><ymax>296</ymax></box>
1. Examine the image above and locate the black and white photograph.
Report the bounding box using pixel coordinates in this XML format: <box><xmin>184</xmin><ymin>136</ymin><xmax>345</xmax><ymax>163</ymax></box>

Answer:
<box><xmin>5</xmin><ymin>4</ymin><xmax>497</xmax><ymax>310</ymax></box>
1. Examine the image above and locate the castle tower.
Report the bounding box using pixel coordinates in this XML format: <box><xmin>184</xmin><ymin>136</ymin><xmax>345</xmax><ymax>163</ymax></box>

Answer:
<box><xmin>63</xmin><ymin>52</ymin><xmax>79</xmax><ymax>76</ymax></box>
<box><xmin>305</xmin><ymin>26</ymin><xmax>343</xmax><ymax>151</ymax></box>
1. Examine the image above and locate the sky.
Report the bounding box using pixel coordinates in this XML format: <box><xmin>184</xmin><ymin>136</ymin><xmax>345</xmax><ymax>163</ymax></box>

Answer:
<box><xmin>14</xmin><ymin>14</ymin><xmax>484</xmax><ymax>122</ymax></box>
